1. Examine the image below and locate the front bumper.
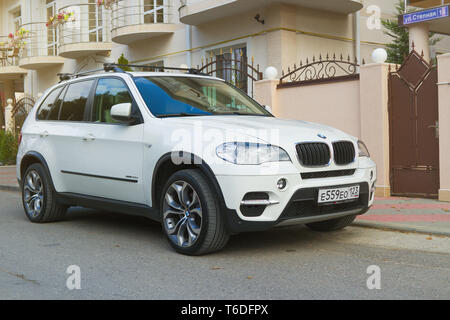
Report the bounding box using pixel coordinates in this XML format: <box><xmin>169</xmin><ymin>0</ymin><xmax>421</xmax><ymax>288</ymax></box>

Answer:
<box><xmin>216</xmin><ymin>163</ymin><xmax>376</xmax><ymax>234</ymax></box>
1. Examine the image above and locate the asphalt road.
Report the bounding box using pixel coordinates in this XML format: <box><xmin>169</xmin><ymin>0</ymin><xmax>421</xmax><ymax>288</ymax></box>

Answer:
<box><xmin>0</xmin><ymin>190</ymin><xmax>449</xmax><ymax>300</ymax></box>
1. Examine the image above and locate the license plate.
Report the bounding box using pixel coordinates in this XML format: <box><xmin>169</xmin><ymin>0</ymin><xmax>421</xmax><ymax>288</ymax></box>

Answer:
<box><xmin>318</xmin><ymin>185</ymin><xmax>360</xmax><ymax>204</ymax></box>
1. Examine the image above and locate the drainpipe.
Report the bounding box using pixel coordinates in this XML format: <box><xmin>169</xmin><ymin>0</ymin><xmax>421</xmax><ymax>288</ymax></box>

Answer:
<box><xmin>186</xmin><ymin>25</ymin><xmax>192</xmax><ymax>68</ymax></box>
<box><xmin>354</xmin><ymin>11</ymin><xmax>361</xmax><ymax>68</ymax></box>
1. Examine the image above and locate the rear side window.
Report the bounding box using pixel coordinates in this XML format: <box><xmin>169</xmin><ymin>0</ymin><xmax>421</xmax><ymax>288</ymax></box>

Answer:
<box><xmin>36</xmin><ymin>86</ymin><xmax>64</xmax><ymax>120</ymax></box>
<box><xmin>48</xmin><ymin>86</ymin><xmax>67</xmax><ymax>120</ymax></box>
<box><xmin>93</xmin><ymin>78</ymin><xmax>133</xmax><ymax>123</ymax></box>
<box><xmin>59</xmin><ymin>80</ymin><xmax>94</xmax><ymax>121</ymax></box>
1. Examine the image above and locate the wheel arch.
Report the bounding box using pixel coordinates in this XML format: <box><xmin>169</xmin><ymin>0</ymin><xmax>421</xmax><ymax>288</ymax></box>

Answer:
<box><xmin>20</xmin><ymin>151</ymin><xmax>55</xmax><ymax>191</ymax></box>
<box><xmin>151</xmin><ymin>152</ymin><xmax>226</xmax><ymax>211</ymax></box>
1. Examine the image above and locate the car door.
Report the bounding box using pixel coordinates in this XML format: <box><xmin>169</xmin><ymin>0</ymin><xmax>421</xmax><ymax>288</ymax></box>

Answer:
<box><xmin>32</xmin><ymin>85</ymin><xmax>67</xmax><ymax>193</ymax></box>
<box><xmin>59</xmin><ymin>77</ymin><xmax>145</xmax><ymax>204</ymax></box>
<box><xmin>45</xmin><ymin>79</ymin><xmax>99</xmax><ymax>195</ymax></box>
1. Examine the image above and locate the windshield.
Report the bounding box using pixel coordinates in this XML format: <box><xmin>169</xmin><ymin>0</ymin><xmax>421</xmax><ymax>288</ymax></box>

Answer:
<box><xmin>134</xmin><ymin>76</ymin><xmax>271</xmax><ymax>118</ymax></box>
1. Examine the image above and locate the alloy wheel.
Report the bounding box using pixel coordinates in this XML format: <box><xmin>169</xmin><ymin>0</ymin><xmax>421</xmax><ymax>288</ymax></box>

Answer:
<box><xmin>23</xmin><ymin>170</ymin><xmax>44</xmax><ymax>218</ymax></box>
<box><xmin>163</xmin><ymin>181</ymin><xmax>202</xmax><ymax>247</ymax></box>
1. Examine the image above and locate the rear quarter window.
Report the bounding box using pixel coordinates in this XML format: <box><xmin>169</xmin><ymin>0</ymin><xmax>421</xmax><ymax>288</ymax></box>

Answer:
<box><xmin>36</xmin><ymin>86</ymin><xmax>64</xmax><ymax>121</ymax></box>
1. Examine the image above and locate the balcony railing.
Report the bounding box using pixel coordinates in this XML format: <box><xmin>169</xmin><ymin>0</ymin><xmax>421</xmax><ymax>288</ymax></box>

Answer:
<box><xmin>111</xmin><ymin>0</ymin><xmax>176</xmax><ymax>44</ymax></box>
<box><xmin>19</xmin><ymin>22</ymin><xmax>58</xmax><ymax>59</ymax></box>
<box><xmin>179</xmin><ymin>0</ymin><xmax>364</xmax><ymax>25</ymax></box>
<box><xmin>112</xmin><ymin>0</ymin><xmax>173</xmax><ymax>29</ymax></box>
<box><xmin>0</xmin><ymin>36</ymin><xmax>20</xmax><ymax>67</ymax></box>
<box><xmin>0</xmin><ymin>35</ymin><xmax>28</xmax><ymax>80</ymax></box>
<box><xmin>57</xmin><ymin>2</ymin><xmax>111</xmax><ymax>58</ymax></box>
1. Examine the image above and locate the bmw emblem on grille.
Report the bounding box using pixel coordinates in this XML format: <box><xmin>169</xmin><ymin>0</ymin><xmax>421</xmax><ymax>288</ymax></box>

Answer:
<box><xmin>318</xmin><ymin>133</ymin><xmax>327</xmax><ymax>139</ymax></box>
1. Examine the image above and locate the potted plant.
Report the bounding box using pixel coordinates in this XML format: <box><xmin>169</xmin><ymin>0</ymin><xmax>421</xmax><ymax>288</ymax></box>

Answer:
<box><xmin>97</xmin><ymin>0</ymin><xmax>118</xmax><ymax>10</ymax></box>
<box><xmin>46</xmin><ymin>10</ymin><xmax>75</xmax><ymax>27</ymax></box>
<box><xmin>7</xmin><ymin>27</ymin><xmax>29</xmax><ymax>54</ymax></box>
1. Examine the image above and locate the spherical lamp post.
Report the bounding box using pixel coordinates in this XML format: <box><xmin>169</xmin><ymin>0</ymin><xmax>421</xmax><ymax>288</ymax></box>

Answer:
<box><xmin>264</xmin><ymin>66</ymin><xmax>278</xmax><ymax>80</ymax></box>
<box><xmin>371</xmin><ymin>48</ymin><xmax>388</xmax><ymax>64</ymax></box>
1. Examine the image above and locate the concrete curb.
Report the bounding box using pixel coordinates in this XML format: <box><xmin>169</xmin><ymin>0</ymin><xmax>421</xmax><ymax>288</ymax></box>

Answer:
<box><xmin>0</xmin><ymin>185</ymin><xmax>20</xmax><ymax>193</ymax></box>
<box><xmin>0</xmin><ymin>186</ymin><xmax>448</xmax><ymax>237</ymax></box>
<box><xmin>353</xmin><ymin>220</ymin><xmax>450</xmax><ymax>237</ymax></box>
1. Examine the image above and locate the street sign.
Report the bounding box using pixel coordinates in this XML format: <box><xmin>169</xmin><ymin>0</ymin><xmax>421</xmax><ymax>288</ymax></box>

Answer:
<box><xmin>403</xmin><ymin>5</ymin><xmax>449</xmax><ymax>25</ymax></box>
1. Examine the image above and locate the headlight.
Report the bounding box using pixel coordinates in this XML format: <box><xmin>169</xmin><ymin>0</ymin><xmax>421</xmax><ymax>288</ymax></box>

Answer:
<box><xmin>358</xmin><ymin>140</ymin><xmax>370</xmax><ymax>157</ymax></box>
<box><xmin>216</xmin><ymin>142</ymin><xmax>291</xmax><ymax>165</ymax></box>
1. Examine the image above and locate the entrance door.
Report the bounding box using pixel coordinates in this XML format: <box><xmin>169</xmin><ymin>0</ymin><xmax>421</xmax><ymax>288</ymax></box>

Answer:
<box><xmin>388</xmin><ymin>50</ymin><xmax>439</xmax><ymax>198</ymax></box>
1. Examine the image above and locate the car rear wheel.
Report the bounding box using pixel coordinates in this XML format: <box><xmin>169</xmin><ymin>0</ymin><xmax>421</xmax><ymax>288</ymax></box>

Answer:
<box><xmin>160</xmin><ymin>169</ymin><xmax>229</xmax><ymax>255</ymax></box>
<box><xmin>22</xmin><ymin>163</ymin><xmax>67</xmax><ymax>223</ymax></box>
<box><xmin>306</xmin><ymin>214</ymin><xmax>356</xmax><ymax>232</ymax></box>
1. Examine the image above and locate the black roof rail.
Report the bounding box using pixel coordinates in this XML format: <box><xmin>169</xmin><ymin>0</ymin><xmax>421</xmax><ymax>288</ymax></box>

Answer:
<box><xmin>105</xmin><ymin>63</ymin><xmax>211</xmax><ymax>76</ymax></box>
<box><xmin>57</xmin><ymin>63</ymin><xmax>210</xmax><ymax>83</ymax></box>
<box><xmin>57</xmin><ymin>73</ymin><xmax>72</xmax><ymax>82</ymax></box>
<box><xmin>103</xmin><ymin>63</ymin><xmax>126</xmax><ymax>73</ymax></box>
<box><xmin>57</xmin><ymin>66</ymin><xmax>113</xmax><ymax>83</ymax></box>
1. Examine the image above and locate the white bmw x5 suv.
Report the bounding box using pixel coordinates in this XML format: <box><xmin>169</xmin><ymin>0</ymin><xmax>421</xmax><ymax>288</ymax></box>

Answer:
<box><xmin>17</xmin><ymin>65</ymin><xmax>376</xmax><ymax>255</ymax></box>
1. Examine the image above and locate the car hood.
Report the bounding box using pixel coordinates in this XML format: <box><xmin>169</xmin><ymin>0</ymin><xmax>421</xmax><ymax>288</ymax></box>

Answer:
<box><xmin>162</xmin><ymin>116</ymin><xmax>357</xmax><ymax>146</ymax></box>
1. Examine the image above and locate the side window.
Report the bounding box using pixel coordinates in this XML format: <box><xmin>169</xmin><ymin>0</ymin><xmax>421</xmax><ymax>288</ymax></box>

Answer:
<box><xmin>93</xmin><ymin>78</ymin><xmax>133</xmax><ymax>123</ymax></box>
<box><xmin>48</xmin><ymin>86</ymin><xmax>67</xmax><ymax>121</ymax></box>
<box><xmin>36</xmin><ymin>86</ymin><xmax>64</xmax><ymax>120</ymax></box>
<box><xmin>59</xmin><ymin>80</ymin><xmax>94</xmax><ymax>122</ymax></box>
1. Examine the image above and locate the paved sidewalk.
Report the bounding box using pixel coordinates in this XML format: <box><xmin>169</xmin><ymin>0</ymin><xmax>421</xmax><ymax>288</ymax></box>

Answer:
<box><xmin>1</xmin><ymin>165</ymin><xmax>449</xmax><ymax>236</ymax></box>
<box><xmin>354</xmin><ymin>196</ymin><xmax>450</xmax><ymax>236</ymax></box>
<box><xmin>0</xmin><ymin>166</ymin><xmax>19</xmax><ymax>192</ymax></box>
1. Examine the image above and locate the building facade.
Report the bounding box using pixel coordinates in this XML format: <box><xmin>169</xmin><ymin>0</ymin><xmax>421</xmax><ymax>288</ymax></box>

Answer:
<box><xmin>1</xmin><ymin>0</ymin><xmax>449</xmax><ymax>107</ymax></box>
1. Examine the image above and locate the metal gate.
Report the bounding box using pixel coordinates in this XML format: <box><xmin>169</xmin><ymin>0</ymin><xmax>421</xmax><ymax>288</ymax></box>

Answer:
<box><xmin>197</xmin><ymin>54</ymin><xmax>263</xmax><ymax>97</ymax></box>
<box><xmin>12</xmin><ymin>95</ymin><xmax>35</xmax><ymax>136</ymax></box>
<box><xmin>388</xmin><ymin>50</ymin><xmax>439</xmax><ymax>198</ymax></box>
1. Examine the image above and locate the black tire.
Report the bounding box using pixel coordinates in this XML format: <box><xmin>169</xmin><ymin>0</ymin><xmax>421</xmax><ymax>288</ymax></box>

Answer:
<box><xmin>22</xmin><ymin>163</ymin><xmax>67</xmax><ymax>223</ymax></box>
<box><xmin>160</xmin><ymin>169</ymin><xmax>229</xmax><ymax>255</ymax></box>
<box><xmin>306</xmin><ymin>214</ymin><xmax>356</xmax><ymax>232</ymax></box>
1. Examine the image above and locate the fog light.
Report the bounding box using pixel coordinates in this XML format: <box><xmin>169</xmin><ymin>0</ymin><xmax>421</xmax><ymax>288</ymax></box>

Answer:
<box><xmin>277</xmin><ymin>178</ymin><xmax>287</xmax><ymax>190</ymax></box>
<box><xmin>370</xmin><ymin>181</ymin><xmax>376</xmax><ymax>201</ymax></box>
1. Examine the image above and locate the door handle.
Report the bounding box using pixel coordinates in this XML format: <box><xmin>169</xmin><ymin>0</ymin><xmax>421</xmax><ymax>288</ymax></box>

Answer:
<box><xmin>427</xmin><ymin>120</ymin><xmax>439</xmax><ymax>139</ymax></box>
<box><xmin>39</xmin><ymin>131</ymin><xmax>49</xmax><ymax>138</ymax></box>
<box><xmin>82</xmin><ymin>134</ymin><xmax>96</xmax><ymax>142</ymax></box>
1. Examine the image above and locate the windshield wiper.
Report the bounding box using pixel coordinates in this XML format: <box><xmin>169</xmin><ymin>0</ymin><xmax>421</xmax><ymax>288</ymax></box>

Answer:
<box><xmin>219</xmin><ymin>112</ymin><xmax>270</xmax><ymax>116</ymax></box>
<box><xmin>156</xmin><ymin>113</ymin><xmax>210</xmax><ymax>118</ymax></box>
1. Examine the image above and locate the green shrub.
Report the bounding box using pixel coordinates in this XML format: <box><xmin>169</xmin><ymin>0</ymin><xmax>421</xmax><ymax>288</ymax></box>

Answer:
<box><xmin>0</xmin><ymin>130</ymin><xmax>18</xmax><ymax>165</ymax></box>
<box><xmin>117</xmin><ymin>54</ymin><xmax>133</xmax><ymax>71</ymax></box>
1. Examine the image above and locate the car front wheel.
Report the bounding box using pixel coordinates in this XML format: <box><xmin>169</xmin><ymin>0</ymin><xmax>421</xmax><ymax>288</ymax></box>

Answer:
<box><xmin>160</xmin><ymin>169</ymin><xmax>229</xmax><ymax>255</ymax></box>
<box><xmin>22</xmin><ymin>163</ymin><xmax>67</xmax><ymax>223</ymax></box>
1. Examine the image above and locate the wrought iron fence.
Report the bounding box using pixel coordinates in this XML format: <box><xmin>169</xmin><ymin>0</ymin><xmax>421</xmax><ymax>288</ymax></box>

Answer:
<box><xmin>12</xmin><ymin>95</ymin><xmax>35</xmax><ymax>135</ymax></box>
<box><xmin>279</xmin><ymin>54</ymin><xmax>364</xmax><ymax>87</ymax></box>
<box><xmin>197</xmin><ymin>55</ymin><xmax>263</xmax><ymax>97</ymax></box>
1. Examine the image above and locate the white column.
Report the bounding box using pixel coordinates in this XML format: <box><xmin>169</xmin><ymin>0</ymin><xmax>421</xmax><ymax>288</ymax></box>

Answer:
<box><xmin>4</xmin><ymin>99</ymin><xmax>14</xmax><ymax>133</ymax></box>
<box><xmin>437</xmin><ymin>53</ymin><xmax>450</xmax><ymax>202</ymax></box>
<box><xmin>409</xmin><ymin>23</ymin><xmax>430</xmax><ymax>61</ymax></box>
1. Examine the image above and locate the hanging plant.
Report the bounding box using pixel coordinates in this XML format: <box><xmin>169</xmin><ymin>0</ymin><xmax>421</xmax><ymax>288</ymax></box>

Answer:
<box><xmin>7</xmin><ymin>27</ymin><xmax>30</xmax><ymax>52</ymax></box>
<box><xmin>46</xmin><ymin>10</ymin><xmax>75</xmax><ymax>28</ymax></box>
<box><xmin>97</xmin><ymin>0</ymin><xmax>118</xmax><ymax>10</ymax></box>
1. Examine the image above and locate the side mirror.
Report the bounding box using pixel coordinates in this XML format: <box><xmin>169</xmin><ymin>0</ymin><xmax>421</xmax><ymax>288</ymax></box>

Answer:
<box><xmin>110</xmin><ymin>103</ymin><xmax>134</xmax><ymax>124</ymax></box>
<box><xmin>264</xmin><ymin>105</ymin><xmax>272</xmax><ymax>113</ymax></box>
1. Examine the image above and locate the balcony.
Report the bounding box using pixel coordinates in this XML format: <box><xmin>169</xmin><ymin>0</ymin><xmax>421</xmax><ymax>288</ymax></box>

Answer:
<box><xmin>179</xmin><ymin>0</ymin><xmax>364</xmax><ymax>25</ymax></box>
<box><xmin>0</xmin><ymin>36</ymin><xmax>28</xmax><ymax>80</ymax></box>
<box><xmin>57</xmin><ymin>3</ymin><xmax>112</xmax><ymax>59</ymax></box>
<box><xmin>111</xmin><ymin>0</ymin><xmax>177</xmax><ymax>45</ymax></box>
<box><xmin>405</xmin><ymin>0</ymin><xmax>450</xmax><ymax>34</ymax></box>
<box><xmin>18</xmin><ymin>23</ymin><xmax>65</xmax><ymax>70</ymax></box>
<box><xmin>409</xmin><ymin>0</ymin><xmax>450</xmax><ymax>8</ymax></box>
